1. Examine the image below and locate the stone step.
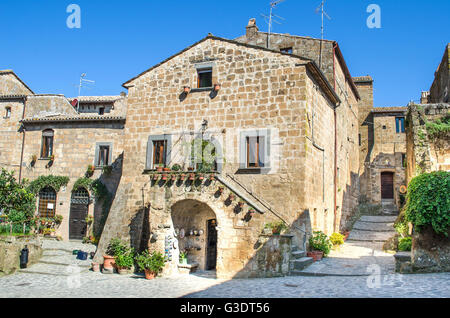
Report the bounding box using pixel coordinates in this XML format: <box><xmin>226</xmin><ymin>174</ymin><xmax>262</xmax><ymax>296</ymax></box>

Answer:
<box><xmin>19</xmin><ymin>262</ymin><xmax>91</xmax><ymax>277</ymax></box>
<box><xmin>291</xmin><ymin>245</ymin><xmax>298</xmax><ymax>252</ymax></box>
<box><xmin>290</xmin><ymin>257</ymin><xmax>314</xmax><ymax>271</ymax></box>
<box><xmin>353</xmin><ymin>221</ymin><xmax>395</xmax><ymax>232</ymax></box>
<box><xmin>291</xmin><ymin>250</ymin><xmax>306</xmax><ymax>259</ymax></box>
<box><xmin>39</xmin><ymin>255</ymin><xmax>93</xmax><ymax>268</ymax></box>
<box><xmin>348</xmin><ymin>230</ymin><xmax>396</xmax><ymax>242</ymax></box>
<box><xmin>344</xmin><ymin>240</ymin><xmax>385</xmax><ymax>251</ymax></box>
<box><xmin>359</xmin><ymin>215</ymin><xmax>398</xmax><ymax>223</ymax></box>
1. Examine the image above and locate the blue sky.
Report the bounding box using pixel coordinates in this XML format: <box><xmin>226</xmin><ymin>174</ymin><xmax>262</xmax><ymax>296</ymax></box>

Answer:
<box><xmin>0</xmin><ymin>0</ymin><xmax>448</xmax><ymax>107</ymax></box>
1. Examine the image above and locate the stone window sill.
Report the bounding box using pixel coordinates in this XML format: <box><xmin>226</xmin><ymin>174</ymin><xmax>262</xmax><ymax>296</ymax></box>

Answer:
<box><xmin>236</xmin><ymin>168</ymin><xmax>271</xmax><ymax>175</ymax></box>
<box><xmin>190</xmin><ymin>87</ymin><xmax>213</xmax><ymax>93</ymax></box>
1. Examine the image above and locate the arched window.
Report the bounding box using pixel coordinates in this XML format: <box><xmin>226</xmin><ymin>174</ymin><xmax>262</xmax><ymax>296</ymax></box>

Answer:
<box><xmin>38</xmin><ymin>186</ymin><xmax>57</xmax><ymax>218</ymax></box>
<box><xmin>41</xmin><ymin>129</ymin><xmax>54</xmax><ymax>159</ymax></box>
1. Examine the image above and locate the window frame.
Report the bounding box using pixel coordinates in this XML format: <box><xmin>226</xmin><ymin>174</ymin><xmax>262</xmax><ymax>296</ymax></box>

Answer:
<box><xmin>396</xmin><ymin>117</ymin><xmax>405</xmax><ymax>133</ymax></box>
<box><xmin>5</xmin><ymin>107</ymin><xmax>11</xmax><ymax>119</ymax></box>
<box><xmin>197</xmin><ymin>67</ymin><xmax>213</xmax><ymax>89</ymax></box>
<box><xmin>239</xmin><ymin>129</ymin><xmax>271</xmax><ymax>173</ymax></box>
<box><xmin>95</xmin><ymin>142</ymin><xmax>113</xmax><ymax>168</ymax></box>
<box><xmin>280</xmin><ymin>47</ymin><xmax>293</xmax><ymax>54</ymax></box>
<box><xmin>146</xmin><ymin>135</ymin><xmax>172</xmax><ymax>170</ymax></box>
<box><xmin>40</xmin><ymin>129</ymin><xmax>54</xmax><ymax>159</ymax></box>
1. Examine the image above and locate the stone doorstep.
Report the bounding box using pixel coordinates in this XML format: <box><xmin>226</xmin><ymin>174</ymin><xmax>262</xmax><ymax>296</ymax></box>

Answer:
<box><xmin>291</xmin><ymin>250</ymin><xmax>306</xmax><ymax>259</ymax></box>
<box><xmin>178</xmin><ymin>263</ymin><xmax>199</xmax><ymax>275</ymax></box>
<box><xmin>290</xmin><ymin>257</ymin><xmax>314</xmax><ymax>271</ymax></box>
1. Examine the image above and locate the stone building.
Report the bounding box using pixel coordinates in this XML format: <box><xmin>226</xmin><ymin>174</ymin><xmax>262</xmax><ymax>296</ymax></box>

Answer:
<box><xmin>94</xmin><ymin>18</ymin><xmax>365</xmax><ymax>278</ymax></box>
<box><xmin>354</xmin><ymin>75</ymin><xmax>407</xmax><ymax>209</ymax></box>
<box><xmin>0</xmin><ymin>69</ymin><xmax>127</xmax><ymax>241</ymax></box>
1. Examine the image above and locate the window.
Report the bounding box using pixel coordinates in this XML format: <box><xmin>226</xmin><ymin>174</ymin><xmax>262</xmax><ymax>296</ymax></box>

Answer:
<box><xmin>358</xmin><ymin>134</ymin><xmax>362</xmax><ymax>146</ymax></box>
<box><xmin>38</xmin><ymin>186</ymin><xmax>57</xmax><ymax>218</ymax></box>
<box><xmin>197</xmin><ymin>68</ymin><xmax>213</xmax><ymax>88</ymax></box>
<box><xmin>396</xmin><ymin>117</ymin><xmax>405</xmax><ymax>133</ymax></box>
<box><xmin>95</xmin><ymin>142</ymin><xmax>113</xmax><ymax>167</ymax></box>
<box><xmin>153</xmin><ymin>140</ymin><xmax>167</xmax><ymax>167</ymax></box>
<box><xmin>239</xmin><ymin>129</ymin><xmax>271</xmax><ymax>172</ymax></box>
<box><xmin>5</xmin><ymin>107</ymin><xmax>11</xmax><ymax>118</ymax></box>
<box><xmin>280</xmin><ymin>47</ymin><xmax>293</xmax><ymax>54</ymax></box>
<box><xmin>98</xmin><ymin>107</ymin><xmax>105</xmax><ymax>115</ymax></box>
<box><xmin>246</xmin><ymin>136</ymin><xmax>265</xmax><ymax>168</ymax></box>
<box><xmin>146</xmin><ymin>135</ymin><xmax>172</xmax><ymax>170</ymax></box>
<box><xmin>401</xmin><ymin>153</ymin><xmax>407</xmax><ymax>168</ymax></box>
<box><xmin>41</xmin><ymin>129</ymin><xmax>54</xmax><ymax>158</ymax></box>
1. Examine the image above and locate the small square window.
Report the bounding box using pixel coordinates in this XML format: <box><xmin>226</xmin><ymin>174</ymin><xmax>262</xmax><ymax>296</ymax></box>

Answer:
<box><xmin>5</xmin><ymin>107</ymin><xmax>11</xmax><ymax>118</ymax></box>
<box><xmin>99</xmin><ymin>107</ymin><xmax>105</xmax><ymax>115</ymax></box>
<box><xmin>197</xmin><ymin>68</ymin><xmax>213</xmax><ymax>88</ymax></box>
<box><xmin>396</xmin><ymin>117</ymin><xmax>405</xmax><ymax>133</ymax></box>
<box><xmin>153</xmin><ymin>140</ymin><xmax>167</xmax><ymax>167</ymax></box>
<box><xmin>98</xmin><ymin>146</ymin><xmax>110</xmax><ymax>166</ymax></box>
<box><xmin>280</xmin><ymin>47</ymin><xmax>293</xmax><ymax>54</ymax></box>
<box><xmin>246</xmin><ymin>136</ymin><xmax>265</xmax><ymax>168</ymax></box>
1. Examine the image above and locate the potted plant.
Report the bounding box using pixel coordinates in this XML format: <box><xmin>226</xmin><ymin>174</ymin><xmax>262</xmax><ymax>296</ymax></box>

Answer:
<box><xmin>214</xmin><ymin>83</ymin><xmax>221</xmax><ymax>91</ymax></box>
<box><xmin>330</xmin><ymin>232</ymin><xmax>345</xmax><ymax>248</ymax></box>
<box><xmin>209</xmin><ymin>174</ymin><xmax>215</xmax><ymax>181</ymax></box>
<box><xmin>179</xmin><ymin>174</ymin><xmax>186</xmax><ymax>181</ymax></box>
<box><xmin>265</xmin><ymin>221</ymin><xmax>287</xmax><ymax>235</ymax></box>
<box><xmin>198</xmin><ymin>174</ymin><xmax>204</xmax><ymax>181</ymax></box>
<box><xmin>86</xmin><ymin>165</ymin><xmax>95</xmax><ymax>177</ymax></box>
<box><xmin>85</xmin><ymin>215</ymin><xmax>94</xmax><ymax>225</ymax></box>
<box><xmin>49</xmin><ymin>154</ymin><xmax>55</xmax><ymax>162</ymax></box>
<box><xmin>183</xmin><ymin>86</ymin><xmax>191</xmax><ymax>94</ymax></box>
<box><xmin>171</xmin><ymin>164</ymin><xmax>182</xmax><ymax>172</ymax></box>
<box><xmin>104</xmin><ymin>238</ymin><xmax>126</xmax><ymax>271</ymax></box>
<box><xmin>155</xmin><ymin>164</ymin><xmax>164</xmax><ymax>172</ymax></box>
<box><xmin>228</xmin><ymin>193</ymin><xmax>236</xmax><ymax>201</ymax></box>
<box><xmin>189</xmin><ymin>173</ymin><xmax>195</xmax><ymax>181</ymax></box>
<box><xmin>54</xmin><ymin>215</ymin><xmax>63</xmax><ymax>226</ymax></box>
<box><xmin>163</xmin><ymin>166</ymin><xmax>171</xmax><ymax>172</ymax></box>
<box><xmin>307</xmin><ymin>231</ymin><xmax>332</xmax><ymax>261</ymax></box>
<box><xmin>115</xmin><ymin>246</ymin><xmax>135</xmax><ymax>275</ymax></box>
<box><xmin>31</xmin><ymin>154</ymin><xmax>37</xmax><ymax>166</ymax></box>
<box><xmin>135</xmin><ymin>250</ymin><xmax>166</xmax><ymax>280</ymax></box>
<box><xmin>217</xmin><ymin>186</ymin><xmax>224</xmax><ymax>194</ymax></box>
<box><xmin>179</xmin><ymin>251</ymin><xmax>188</xmax><ymax>265</ymax></box>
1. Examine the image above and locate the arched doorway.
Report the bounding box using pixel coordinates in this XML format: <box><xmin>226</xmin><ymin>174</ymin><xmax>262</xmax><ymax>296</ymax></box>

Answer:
<box><xmin>171</xmin><ymin>200</ymin><xmax>218</xmax><ymax>271</ymax></box>
<box><xmin>38</xmin><ymin>186</ymin><xmax>57</xmax><ymax>218</ymax></box>
<box><xmin>69</xmin><ymin>188</ymin><xmax>90</xmax><ymax>240</ymax></box>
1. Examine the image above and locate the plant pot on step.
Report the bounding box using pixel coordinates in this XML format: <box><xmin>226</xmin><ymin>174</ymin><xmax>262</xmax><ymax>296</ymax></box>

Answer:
<box><xmin>103</xmin><ymin>255</ymin><xmax>116</xmax><ymax>270</ymax></box>
<box><xmin>117</xmin><ymin>267</ymin><xmax>129</xmax><ymax>275</ymax></box>
<box><xmin>307</xmin><ymin>251</ymin><xmax>324</xmax><ymax>262</ymax></box>
<box><xmin>144</xmin><ymin>269</ymin><xmax>156</xmax><ymax>280</ymax></box>
<box><xmin>92</xmin><ymin>262</ymin><xmax>100</xmax><ymax>272</ymax></box>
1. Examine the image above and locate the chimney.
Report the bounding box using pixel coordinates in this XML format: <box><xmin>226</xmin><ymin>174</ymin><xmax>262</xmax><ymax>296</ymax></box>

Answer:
<box><xmin>246</xmin><ymin>18</ymin><xmax>259</xmax><ymax>40</ymax></box>
<box><xmin>420</xmin><ymin>91</ymin><xmax>430</xmax><ymax>104</ymax></box>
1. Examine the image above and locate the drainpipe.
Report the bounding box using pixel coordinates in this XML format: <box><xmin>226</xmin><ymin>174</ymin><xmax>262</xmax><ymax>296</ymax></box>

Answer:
<box><xmin>311</xmin><ymin>107</ymin><xmax>325</xmax><ymax>203</ymax></box>
<box><xmin>333</xmin><ymin>43</ymin><xmax>338</xmax><ymax>232</ymax></box>
<box><xmin>18</xmin><ymin>97</ymin><xmax>27</xmax><ymax>184</ymax></box>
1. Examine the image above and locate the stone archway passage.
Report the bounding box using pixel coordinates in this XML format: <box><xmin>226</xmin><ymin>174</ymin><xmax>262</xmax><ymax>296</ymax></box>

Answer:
<box><xmin>171</xmin><ymin>200</ymin><xmax>217</xmax><ymax>271</ymax></box>
<box><xmin>69</xmin><ymin>188</ymin><xmax>90</xmax><ymax>240</ymax></box>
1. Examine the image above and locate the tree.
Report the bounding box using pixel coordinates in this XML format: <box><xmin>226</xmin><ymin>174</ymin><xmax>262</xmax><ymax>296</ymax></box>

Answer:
<box><xmin>0</xmin><ymin>169</ymin><xmax>36</xmax><ymax>230</ymax></box>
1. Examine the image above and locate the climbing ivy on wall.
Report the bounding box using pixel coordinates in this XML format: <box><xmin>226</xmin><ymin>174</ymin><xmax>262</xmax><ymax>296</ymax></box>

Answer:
<box><xmin>73</xmin><ymin>177</ymin><xmax>113</xmax><ymax>238</ymax></box>
<box><xmin>27</xmin><ymin>175</ymin><xmax>70</xmax><ymax>194</ymax></box>
<box><xmin>405</xmin><ymin>171</ymin><xmax>450</xmax><ymax>236</ymax></box>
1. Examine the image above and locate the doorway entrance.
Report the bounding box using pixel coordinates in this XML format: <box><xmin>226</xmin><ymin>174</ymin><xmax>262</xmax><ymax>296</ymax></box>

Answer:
<box><xmin>69</xmin><ymin>188</ymin><xmax>90</xmax><ymax>240</ymax></box>
<box><xmin>206</xmin><ymin>219</ymin><xmax>218</xmax><ymax>270</ymax></box>
<box><xmin>381</xmin><ymin>172</ymin><xmax>394</xmax><ymax>200</ymax></box>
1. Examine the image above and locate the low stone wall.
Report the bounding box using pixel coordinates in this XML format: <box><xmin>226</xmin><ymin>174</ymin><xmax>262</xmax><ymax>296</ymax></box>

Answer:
<box><xmin>0</xmin><ymin>236</ymin><xmax>43</xmax><ymax>276</ymax></box>
<box><xmin>237</xmin><ymin>234</ymin><xmax>292</xmax><ymax>279</ymax></box>
<box><xmin>410</xmin><ymin>227</ymin><xmax>450</xmax><ymax>273</ymax></box>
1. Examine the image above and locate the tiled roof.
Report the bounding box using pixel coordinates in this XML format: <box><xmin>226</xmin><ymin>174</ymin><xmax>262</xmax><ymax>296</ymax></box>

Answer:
<box><xmin>372</xmin><ymin>107</ymin><xmax>407</xmax><ymax>113</ymax></box>
<box><xmin>0</xmin><ymin>94</ymin><xmax>27</xmax><ymax>99</ymax></box>
<box><xmin>21</xmin><ymin>115</ymin><xmax>126</xmax><ymax>124</ymax></box>
<box><xmin>68</xmin><ymin>96</ymin><xmax>124</xmax><ymax>103</ymax></box>
<box><xmin>353</xmin><ymin>76</ymin><xmax>373</xmax><ymax>83</ymax></box>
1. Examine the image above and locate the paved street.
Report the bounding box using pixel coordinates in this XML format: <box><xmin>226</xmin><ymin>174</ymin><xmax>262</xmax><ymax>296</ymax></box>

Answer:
<box><xmin>0</xmin><ymin>270</ymin><xmax>449</xmax><ymax>298</ymax></box>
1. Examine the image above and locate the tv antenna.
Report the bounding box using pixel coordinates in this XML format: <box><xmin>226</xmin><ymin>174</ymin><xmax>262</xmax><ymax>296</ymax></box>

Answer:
<box><xmin>76</xmin><ymin>73</ymin><xmax>95</xmax><ymax>113</ymax></box>
<box><xmin>316</xmin><ymin>0</ymin><xmax>331</xmax><ymax>41</ymax></box>
<box><xmin>315</xmin><ymin>0</ymin><xmax>331</xmax><ymax>68</ymax></box>
<box><xmin>261</xmin><ymin>0</ymin><xmax>286</xmax><ymax>49</ymax></box>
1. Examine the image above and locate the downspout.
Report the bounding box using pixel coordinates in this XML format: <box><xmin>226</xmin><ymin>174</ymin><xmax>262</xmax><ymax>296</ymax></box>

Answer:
<box><xmin>18</xmin><ymin>97</ymin><xmax>27</xmax><ymax>184</ymax></box>
<box><xmin>333</xmin><ymin>43</ymin><xmax>338</xmax><ymax>232</ymax></box>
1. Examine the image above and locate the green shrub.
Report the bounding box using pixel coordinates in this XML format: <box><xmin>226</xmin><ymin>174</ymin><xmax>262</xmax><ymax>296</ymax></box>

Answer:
<box><xmin>115</xmin><ymin>246</ymin><xmax>135</xmax><ymax>269</ymax></box>
<box><xmin>309</xmin><ymin>231</ymin><xmax>333</xmax><ymax>256</ymax></box>
<box><xmin>106</xmin><ymin>238</ymin><xmax>128</xmax><ymax>256</ymax></box>
<box><xmin>330</xmin><ymin>232</ymin><xmax>345</xmax><ymax>246</ymax></box>
<box><xmin>135</xmin><ymin>251</ymin><xmax>165</xmax><ymax>274</ymax></box>
<box><xmin>264</xmin><ymin>221</ymin><xmax>288</xmax><ymax>235</ymax></box>
<box><xmin>398</xmin><ymin>237</ymin><xmax>412</xmax><ymax>252</ymax></box>
<box><xmin>405</xmin><ymin>171</ymin><xmax>450</xmax><ymax>236</ymax></box>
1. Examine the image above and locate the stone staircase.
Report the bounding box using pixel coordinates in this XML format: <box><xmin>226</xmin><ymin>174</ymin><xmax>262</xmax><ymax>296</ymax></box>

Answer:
<box><xmin>381</xmin><ymin>200</ymin><xmax>399</xmax><ymax>216</ymax></box>
<box><xmin>289</xmin><ymin>245</ymin><xmax>314</xmax><ymax>276</ymax></box>
<box><xmin>19</xmin><ymin>239</ymin><xmax>97</xmax><ymax>277</ymax></box>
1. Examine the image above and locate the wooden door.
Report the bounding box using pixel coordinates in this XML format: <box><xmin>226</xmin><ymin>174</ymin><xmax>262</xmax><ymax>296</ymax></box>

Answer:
<box><xmin>206</xmin><ymin>219</ymin><xmax>218</xmax><ymax>270</ymax></box>
<box><xmin>381</xmin><ymin>172</ymin><xmax>394</xmax><ymax>199</ymax></box>
<box><xmin>69</xmin><ymin>189</ymin><xmax>90</xmax><ymax>240</ymax></box>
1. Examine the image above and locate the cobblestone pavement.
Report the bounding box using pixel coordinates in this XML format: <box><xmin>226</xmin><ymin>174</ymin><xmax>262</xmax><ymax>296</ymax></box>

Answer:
<box><xmin>0</xmin><ymin>270</ymin><xmax>449</xmax><ymax>298</ymax></box>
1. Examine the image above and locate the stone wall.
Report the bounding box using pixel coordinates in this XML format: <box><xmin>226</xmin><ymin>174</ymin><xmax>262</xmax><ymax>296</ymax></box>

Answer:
<box><xmin>411</xmin><ymin>226</ymin><xmax>450</xmax><ymax>273</ymax></box>
<box><xmin>95</xmin><ymin>36</ymin><xmax>346</xmax><ymax>279</ymax></box>
<box><xmin>406</xmin><ymin>103</ymin><xmax>450</xmax><ymax>184</ymax></box>
<box><xmin>429</xmin><ymin>44</ymin><xmax>450</xmax><ymax>104</ymax></box>
<box><xmin>0</xmin><ymin>236</ymin><xmax>42</xmax><ymax>276</ymax></box>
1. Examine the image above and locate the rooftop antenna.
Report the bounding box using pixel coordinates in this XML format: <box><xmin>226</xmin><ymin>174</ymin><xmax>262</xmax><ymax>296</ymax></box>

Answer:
<box><xmin>76</xmin><ymin>73</ymin><xmax>95</xmax><ymax>113</ymax></box>
<box><xmin>261</xmin><ymin>0</ymin><xmax>286</xmax><ymax>49</ymax></box>
<box><xmin>315</xmin><ymin>0</ymin><xmax>331</xmax><ymax>68</ymax></box>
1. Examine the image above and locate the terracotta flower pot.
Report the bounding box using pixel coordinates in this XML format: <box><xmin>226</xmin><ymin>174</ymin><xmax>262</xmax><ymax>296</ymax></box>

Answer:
<box><xmin>307</xmin><ymin>251</ymin><xmax>324</xmax><ymax>262</ymax></box>
<box><xmin>163</xmin><ymin>167</ymin><xmax>171</xmax><ymax>172</ymax></box>
<box><xmin>184</xmin><ymin>86</ymin><xmax>191</xmax><ymax>93</ymax></box>
<box><xmin>144</xmin><ymin>269</ymin><xmax>156</xmax><ymax>280</ymax></box>
<box><xmin>103</xmin><ymin>255</ymin><xmax>116</xmax><ymax>270</ymax></box>
<box><xmin>156</xmin><ymin>166</ymin><xmax>163</xmax><ymax>172</ymax></box>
